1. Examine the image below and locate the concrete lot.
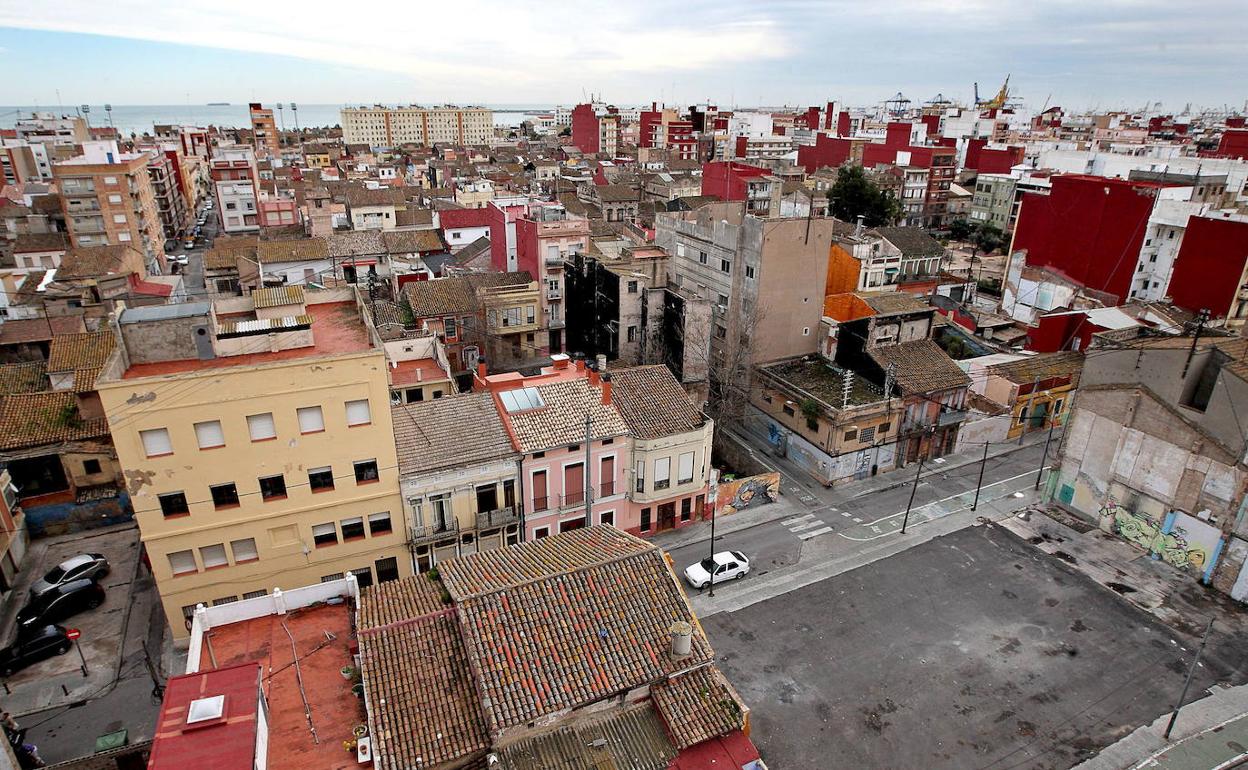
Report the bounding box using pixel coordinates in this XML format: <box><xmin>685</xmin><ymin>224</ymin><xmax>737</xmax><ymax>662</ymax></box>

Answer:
<box><xmin>705</xmin><ymin>524</ymin><xmax>1247</xmax><ymax>770</ymax></box>
<box><xmin>0</xmin><ymin>524</ymin><xmax>141</xmax><ymax>714</ymax></box>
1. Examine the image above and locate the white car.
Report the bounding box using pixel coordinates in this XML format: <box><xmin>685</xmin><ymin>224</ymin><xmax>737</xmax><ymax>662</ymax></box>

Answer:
<box><xmin>684</xmin><ymin>551</ymin><xmax>750</xmax><ymax>589</ymax></box>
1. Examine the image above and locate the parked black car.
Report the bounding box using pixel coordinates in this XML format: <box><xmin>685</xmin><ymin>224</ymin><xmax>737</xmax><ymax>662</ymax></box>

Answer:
<box><xmin>16</xmin><ymin>579</ymin><xmax>104</xmax><ymax>632</ymax></box>
<box><xmin>29</xmin><ymin>553</ymin><xmax>109</xmax><ymax>599</ymax></box>
<box><xmin>0</xmin><ymin>625</ymin><xmax>72</xmax><ymax>677</ymax></box>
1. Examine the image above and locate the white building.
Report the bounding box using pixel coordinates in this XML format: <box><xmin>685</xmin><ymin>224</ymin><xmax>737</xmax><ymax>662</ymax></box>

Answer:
<box><xmin>340</xmin><ymin>105</ymin><xmax>493</xmax><ymax>147</ymax></box>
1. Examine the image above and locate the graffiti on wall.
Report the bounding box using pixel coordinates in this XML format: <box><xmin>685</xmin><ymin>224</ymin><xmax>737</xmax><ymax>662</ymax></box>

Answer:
<box><xmin>716</xmin><ymin>473</ymin><xmax>781</xmax><ymax>516</ymax></box>
<box><xmin>1104</xmin><ymin>497</ymin><xmax>1224</xmax><ymax>581</ymax></box>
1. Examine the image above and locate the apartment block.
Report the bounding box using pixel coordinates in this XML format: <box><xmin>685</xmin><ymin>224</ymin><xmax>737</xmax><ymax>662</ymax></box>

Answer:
<box><xmin>340</xmin><ymin>105</ymin><xmax>493</xmax><ymax>147</ymax></box>
<box><xmin>96</xmin><ymin>287</ymin><xmax>411</xmax><ymax>639</ymax></box>
<box><xmin>210</xmin><ymin>146</ymin><xmax>259</xmax><ymax>233</ymax></box>
<box><xmin>147</xmin><ymin>150</ymin><xmax>191</xmax><ymax>239</ymax></box>
<box><xmin>248</xmin><ymin>102</ymin><xmax>280</xmax><ymax>158</ymax></box>
<box><xmin>53</xmin><ymin>142</ymin><xmax>166</xmax><ymax>270</ymax></box>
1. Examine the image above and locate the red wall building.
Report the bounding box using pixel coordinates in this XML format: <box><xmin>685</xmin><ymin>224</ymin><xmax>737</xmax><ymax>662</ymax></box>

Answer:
<box><xmin>1167</xmin><ymin>216</ymin><xmax>1248</xmax><ymax>320</ymax></box>
<box><xmin>570</xmin><ymin>103</ymin><xmax>600</xmax><ymax>154</ymax></box>
<box><xmin>701</xmin><ymin>161</ymin><xmax>769</xmax><ymax>201</ymax></box>
<box><xmin>1013</xmin><ymin>175</ymin><xmax>1166</xmax><ymax>303</ymax></box>
<box><xmin>965</xmin><ymin>138</ymin><xmax>1025</xmax><ymax>174</ymax></box>
<box><xmin>797</xmin><ymin>133</ymin><xmax>852</xmax><ymax>173</ymax></box>
<box><xmin>1213</xmin><ymin>129</ymin><xmax>1248</xmax><ymax>160</ymax></box>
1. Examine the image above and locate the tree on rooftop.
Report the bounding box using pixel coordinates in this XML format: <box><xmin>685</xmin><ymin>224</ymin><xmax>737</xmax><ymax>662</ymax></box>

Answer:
<box><xmin>948</xmin><ymin>218</ymin><xmax>975</xmax><ymax>241</ymax></box>
<box><xmin>829</xmin><ymin>165</ymin><xmax>901</xmax><ymax>228</ymax></box>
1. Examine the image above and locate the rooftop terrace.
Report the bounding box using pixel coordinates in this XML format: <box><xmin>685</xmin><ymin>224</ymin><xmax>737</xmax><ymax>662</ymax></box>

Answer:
<box><xmin>760</xmin><ymin>358</ymin><xmax>886</xmax><ymax>408</ymax></box>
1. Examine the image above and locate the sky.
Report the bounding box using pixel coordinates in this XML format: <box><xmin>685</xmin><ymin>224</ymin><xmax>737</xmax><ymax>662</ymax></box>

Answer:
<box><xmin>0</xmin><ymin>0</ymin><xmax>1244</xmax><ymax>112</ymax></box>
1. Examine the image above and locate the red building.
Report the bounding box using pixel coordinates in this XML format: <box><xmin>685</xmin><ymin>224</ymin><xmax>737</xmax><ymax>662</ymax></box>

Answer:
<box><xmin>1167</xmin><ymin>215</ymin><xmax>1248</xmax><ymax>322</ymax></box>
<box><xmin>1013</xmin><ymin>175</ymin><xmax>1172</xmax><ymax>303</ymax></box>
<box><xmin>797</xmin><ymin>133</ymin><xmax>852</xmax><ymax>173</ymax></box>
<box><xmin>1212</xmin><ymin>129</ymin><xmax>1248</xmax><ymax>160</ymax></box>
<box><xmin>964</xmin><ymin>138</ymin><xmax>1024</xmax><ymax>174</ymax></box>
<box><xmin>860</xmin><ymin>126</ymin><xmax>956</xmax><ymax>227</ymax></box>
<box><xmin>571</xmin><ymin>103</ymin><xmax>620</xmax><ymax>156</ymax></box>
<box><xmin>701</xmin><ymin>161</ymin><xmax>771</xmax><ymax>201</ymax></box>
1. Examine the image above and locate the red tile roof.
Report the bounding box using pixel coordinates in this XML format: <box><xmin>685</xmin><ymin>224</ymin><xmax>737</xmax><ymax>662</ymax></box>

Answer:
<box><xmin>148</xmin><ymin>662</ymin><xmax>262</xmax><ymax>770</ymax></box>
<box><xmin>652</xmin><ymin>666</ymin><xmax>748</xmax><ymax>749</ymax></box>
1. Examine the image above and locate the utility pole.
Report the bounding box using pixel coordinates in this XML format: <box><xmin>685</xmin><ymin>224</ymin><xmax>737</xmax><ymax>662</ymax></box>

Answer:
<box><xmin>1181</xmin><ymin>308</ymin><xmax>1210</xmax><ymax>379</ymax></box>
<box><xmin>1164</xmin><ymin>617</ymin><xmax>1215</xmax><ymax>740</ymax></box>
<box><xmin>901</xmin><ymin>456</ymin><xmax>924</xmax><ymax>534</ymax></box>
<box><xmin>1035</xmin><ymin>423</ymin><xmax>1055</xmax><ymax>491</ymax></box>
<box><xmin>584</xmin><ymin>407</ymin><xmax>593</xmax><ymax>525</ymax></box>
<box><xmin>1019</xmin><ymin>376</ymin><xmax>1041</xmax><ymax>445</ymax></box>
<box><xmin>708</xmin><ymin>483</ymin><xmax>718</xmax><ymax>598</ymax></box>
<box><xmin>972</xmin><ymin>441</ymin><xmax>989</xmax><ymax>511</ymax></box>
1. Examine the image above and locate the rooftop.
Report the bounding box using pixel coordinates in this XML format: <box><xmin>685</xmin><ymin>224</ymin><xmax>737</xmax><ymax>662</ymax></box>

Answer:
<box><xmin>760</xmin><ymin>358</ymin><xmax>885</xmax><ymax>408</ymax></box>
<box><xmin>0</xmin><ymin>361</ymin><xmax>48</xmax><ymax>396</ymax></box>
<box><xmin>497</xmin><ymin>377</ymin><xmax>628</xmax><ymax>453</ymax></box>
<box><xmin>986</xmin><ymin>350</ymin><xmax>1085</xmax><ymax>386</ymax></box>
<box><xmin>193</xmin><ymin>602</ymin><xmax>362</xmax><ymax>770</ymax></box>
<box><xmin>47</xmin><ymin>330</ymin><xmax>115</xmax><ymax>373</ymax></box>
<box><xmin>392</xmin><ymin>393</ymin><xmax>515</xmax><ymax>476</ymax></box>
<box><xmin>870</xmin><ymin>226</ymin><xmax>944</xmax><ymax>257</ymax></box>
<box><xmin>0</xmin><ymin>390</ymin><xmax>110</xmax><ymax>450</ymax></box>
<box><xmin>610</xmin><ymin>365</ymin><xmax>706</xmax><ymax>440</ymax></box>
<box><xmin>861</xmin><ymin>291</ymin><xmax>934</xmax><ymax>317</ymax></box>
<box><xmin>121</xmin><ymin>301</ymin><xmax>373</xmax><ymax>380</ymax></box>
<box><xmin>868</xmin><ymin>338</ymin><xmax>972</xmax><ymax>394</ymax></box>
<box><xmin>148</xmin><ymin>663</ymin><xmax>262</xmax><ymax>770</ymax></box>
<box><xmin>823</xmin><ymin>293</ymin><xmax>876</xmax><ymax>323</ymax></box>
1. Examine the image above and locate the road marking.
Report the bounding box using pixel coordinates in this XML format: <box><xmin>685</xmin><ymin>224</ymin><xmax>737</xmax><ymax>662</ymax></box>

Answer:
<box><xmin>789</xmin><ymin>520</ymin><xmax>826</xmax><ymax>532</ymax></box>
<box><xmin>840</xmin><ymin>512</ymin><xmax>852</xmax><ymax>518</ymax></box>
<box><xmin>870</xmin><ymin>525</ymin><xmax>882</xmax><ymax>533</ymax></box>
<box><xmin>781</xmin><ymin>514</ymin><xmax>816</xmax><ymax>526</ymax></box>
<box><xmin>797</xmin><ymin>526</ymin><xmax>833</xmax><ymax>540</ymax></box>
<box><xmin>852</xmin><ymin>517</ymin><xmax>862</xmax><ymax>523</ymax></box>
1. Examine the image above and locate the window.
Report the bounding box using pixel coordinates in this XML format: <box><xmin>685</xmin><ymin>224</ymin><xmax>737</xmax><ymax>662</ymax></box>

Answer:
<box><xmin>860</xmin><ymin>426</ymin><xmax>876</xmax><ymax>443</ymax></box>
<box><xmin>600</xmin><ymin>510</ymin><xmax>614</xmax><ymax>526</ymax></box>
<box><xmin>159</xmin><ymin>492</ymin><xmax>190</xmax><ymax>518</ymax></box>
<box><xmin>1052</xmin><ymin>398</ymin><xmax>1064</xmax><ymax>415</ymax></box>
<box><xmin>312</xmin><ymin>523</ymin><xmax>338</xmax><ymax>547</ymax></box>
<box><xmin>698</xmin><ymin>250</ymin><xmax>706</xmax><ymax>264</ymax></box>
<box><xmin>320</xmin><ymin>573</ymin><xmax>344</xmax><ymax>583</ymax></box>
<box><xmin>107</xmin><ymin>194</ymin><xmax>122</xmax><ymax>204</ymax></box>
<box><xmin>247</xmin><ymin>413</ymin><xmax>276</xmax><ymax>441</ymax></box>
<box><xmin>211</xmin><ymin>483</ymin><xmax>240</xmax><ymax>509</ymax></box>
<box><xmin>200</xmin><ymin>544</ymin><xmax>228</xmax><ymax>569</ymax></box>
<box><xmin>168</xmin><ymin>550</ymin><xmax>197</xmax><ymax>576</ymax></box>
<box><xmin>1017</xmin><ymin>407</ymin><xmax>1029</xmax><ymax>425</ymax></box>
<box><xmin>879</xmin><ymin>422</ymin><xmax>891</xmax><ymax>434</ymax></box>
<box><xmin>242</xmin><ymin>589</ymin><xmax>267</xmax><ymax>600</ymax></box>
<box><xmin>113</xmin><ymin>213</ymin><xmax>127</xmax><ymax>224</ymax></box>
<box><xmin>345</xmin><ymin>399</ymin><xmax>371</xmax><ymax>426</ymax></box>
<box><xmin>654</xmin><ymin>458</ymin><xmax>671</xmax><ymax>490</ymax></box>
<box><xmin>297</xmin><ymin>406</ymin><xmax>325</xmax><ymax>433</ymax></box>
<box><xmin>354</xmin><ymin>459</ymin><xmax>379</xmax><ymax>484</ymax></box>
<box><xmin>83</xmin><ymin>458</ymin><xmax>102</xmax><ymax>475</ymax></box>
<box><xmin>627</xmin><ymin>325</ymin><xmax>637</xmax><ymax>342</ymax></box>
<box><xmin>259</xmin><ymin>474</ymin><xmax>286</xmax><ymax>500</ymax></box>
<box><xmin>802</xmin><ymin>327</ymin><xmax>811</xmax><ymax>336</ymax></box>
<box><xmin>843</xmin><ymin>429</ymin><xmax>858</xmax><ymax>441</ymax></box>
<box><xmin>720</xmin><ymin>259</ymin><xmax>730</xmax><ymax>272</ymax></box>
<box><xmin>641</xmin><ymin>507</ymin><xmax>652</xmax><ymax>531</ymax></box>
<box><xmin>678</xmin><ymin>452</ymin><xmax>695</xmax><ymax>485</ymax></box>
<box><xmin>627</xmin><ymin>280</ymin><xmax>638</xmax><ymax>294</ymax></box>
<box><xmin>681</xmin><ymin>498</ymin><xmax>692</xmax><ymax>521</ymax></box>
<box><xmin>309</xmin><ymin>466</ymin><xmax>334</xmax><ymax>492</ymax></box>
<box><xmin>341</xmin><ymin>516</ymin><xmax>365</xmax><ymax>540</ymax></box>
<box><xmin>534</xmin><ymin>526</ymin><xmax>550</xmax><ymax>539</ymax></box>
<box><xmin>368</xmin><ymin>511</ymin><xmax>392</xmax><ymax>536</ymax></box>
<box><xmin>444</xmin><ymin>317</ymin><xmax>458</xmax><ymax>339</ymax></box>
<box><xmin>375</xmin><ymin>556</ymin><xmax>399</xmax><ymax>582</ymax></box>
<box><xmin>352</xmin><ymin>567</ymin><xmax>374</xmax><ymax>589</ymax></box>
<box><xmin>745</xmin><ymin>265</ymin><xmax>756</xmax><ymax>279</ymax></box>
<box><xmin>783</xmin><ymin>404</ymin><xmax>796</xmax><ymax>417</ymax></box>
<box><xmin>195</xmin><ymin>420</ymin><xmax>225</xmax><ymax>449</ymax></box>
<box><xmin>140</xmin><ymin>428</ymin><xmax>172</xmax><ymax>457</ymax></box>
<box><xmin>231</xmin><ymin>538</ymin><xmax>258</xmax><ymax>563</ymax></box>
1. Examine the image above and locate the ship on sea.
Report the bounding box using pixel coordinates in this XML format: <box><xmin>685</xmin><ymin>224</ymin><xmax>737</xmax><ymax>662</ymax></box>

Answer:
<box><xmin>206</xmin><ymin>102</ymin><xmax>230</xmax><ymax>106</ymax></box>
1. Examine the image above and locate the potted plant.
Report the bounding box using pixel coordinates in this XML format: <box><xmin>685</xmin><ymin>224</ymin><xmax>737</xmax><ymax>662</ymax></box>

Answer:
<box><xmin>352</xmin><ymin>682</ymin><xmax>365</xmax><ymax>698</ymax></box>
<box><xmin>340</xmin><ymin>665</ymin><xmax>354</xmax><ymax>680</ymax></box>
<box><xmin>353</xmin><ymin>724</ymin><xmax>368</xmax><ymax>739</ymax></box>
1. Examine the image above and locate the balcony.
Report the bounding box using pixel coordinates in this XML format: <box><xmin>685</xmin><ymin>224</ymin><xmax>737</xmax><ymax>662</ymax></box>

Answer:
<box><xmin>476</xmin><ymin>506</ymin><xmax>518</xmax><ymax>530</ymax></box>
<box><xmin>546</xmin><ymin>287</ymin><xmax>562</xmax><ymax>300</ymax></box>
<box><xmin>560</xmin><ymin>491</ymin><xmax>586</xmax><ymax>510</ymax></box>
<box><xmin>532</xmin><ymin>495</ymin><xmax>550</xmax><ymax>513</ymax></box>
<box><xmin>599</xmin><ymin>481</ymin><xmax>615</xmax><ymax>498</ymax></box>
<box><xmin>938</xmin><ymin>409</ymin><xmax>970</xmax><ymax>427</ymax></box>
<box><xmin>544</xmin><ymin>254</ymin><xmax>566</xmax><ymax>266</ymax></box>
<box><xmin>409</xmin><ymin>518</ymin><xmax>459</xmax><ymax>545</ymax></box>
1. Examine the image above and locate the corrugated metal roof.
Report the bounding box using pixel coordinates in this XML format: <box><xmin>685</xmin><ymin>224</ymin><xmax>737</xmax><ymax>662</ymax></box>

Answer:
<box><xmin>252</xmin><ymin>285</ymin><xmax>305</xmax><ymax>309</ymax></box>
<box><xmin>216</xmin><ymin>314</ymin><xmax>313</xmax><ymax>338</ymax></box>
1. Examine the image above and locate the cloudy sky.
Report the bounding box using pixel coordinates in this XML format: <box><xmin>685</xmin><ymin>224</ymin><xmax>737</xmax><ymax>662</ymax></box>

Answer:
<box><xmin>0</xmin><ymin>0</ymin><xmax>1244</xmax><ymax>111</ymax></box>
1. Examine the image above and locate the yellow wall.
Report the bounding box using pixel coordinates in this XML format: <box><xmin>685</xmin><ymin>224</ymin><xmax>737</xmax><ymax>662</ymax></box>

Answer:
<box><xmin>1006</xmin><ymin>383</ymin><xmax>1074</xmax><ymax>439</ymax></box>
<box><xmin>98</xmin><ymin>349</ymin><xmax>410</xmax><ymax>638</ymax></box>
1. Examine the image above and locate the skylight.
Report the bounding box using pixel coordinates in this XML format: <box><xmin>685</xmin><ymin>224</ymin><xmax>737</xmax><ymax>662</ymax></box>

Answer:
<box><xmin>499</xmin><ymin>387</ymin><xmax>545</xmax><ymax>413</ymax></box>
<box><xmin>187</xmin><ymin>695</ymin><xmax>225</xmax><ymax>724</ymax></box>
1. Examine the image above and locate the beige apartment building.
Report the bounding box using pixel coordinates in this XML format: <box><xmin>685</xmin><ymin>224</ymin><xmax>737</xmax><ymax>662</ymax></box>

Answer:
<box><xmin>54</xmin><ymin>144</ymin><xmax>166</xmax><ymax>270</ymax></box>
<box><xmin>96</xmin><ymin>287</ymin><xmax>411</xmax><ymax>639</ymax></box>
<box><xmin>340</xmin><ymin>105</ymin><xmax>493</xmax><ymax>147</ymax></box>
<box><xmin>248</xmin><ymin>103</ymin><xmax>280</xmax><ymax>158</ymax></box>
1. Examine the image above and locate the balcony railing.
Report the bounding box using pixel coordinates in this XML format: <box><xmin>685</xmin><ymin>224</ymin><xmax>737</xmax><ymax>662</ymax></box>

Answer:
<box><xmin>409</xmin><ymin>518</ymin><xmax>459</xmax><ymax>544</ymax></box>
<box><xmin>476</xmin><ymin>506</ymin><xmax>518</xmax><ymax>530</ymax></box>
<box><xmin>600</xmin><ymin>481</ymin><xmax>615</xmax><ymax>497</ymax></box>
<box><xmin>561</xmin><ymin>491</ymin><xmax>586</xmax><ymax>509</ymax></box>
<box><xmin>546</xmin><ymin>288</ymin><xmax>562</xmax><ymax>300</ymax></box>
<box><xmin>937</xmin><ymin>409</ymin><xmax>969</xmax><ymax>427</ymax></box>
<box><xmin>532</xmin><ymin>495</ymin><xmax>550</xmax><ymax>512</ymax></box>
<box><xmin>544</xmin><ymin>254</ymin><xmax>566</xmax><ymax>266</ymax></box>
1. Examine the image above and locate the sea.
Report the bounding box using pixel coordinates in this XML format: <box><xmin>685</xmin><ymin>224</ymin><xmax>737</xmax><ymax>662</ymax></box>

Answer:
<box><xmin>0</xmin><ymin>104</ymin><xmax>556</xmax><ymax>137</ymax></box>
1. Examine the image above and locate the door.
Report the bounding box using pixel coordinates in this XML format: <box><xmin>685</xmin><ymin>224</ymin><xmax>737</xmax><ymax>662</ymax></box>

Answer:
<box><xmin>658</xmin><ymin>502</ymin><xmax>676</xmax><ymax>531</ymax></box>
<box><xmin>564</xmin><ymin>463</ymin><xmax>585</xmax><ymax>506</ymax></box>
<box><xmin>475</xmin><ymin>484</ymin><xmax>498</xmax><ymax>514</ymax></box>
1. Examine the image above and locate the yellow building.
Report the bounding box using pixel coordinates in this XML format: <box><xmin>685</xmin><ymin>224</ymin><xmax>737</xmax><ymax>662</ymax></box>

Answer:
<box><xmin>983</xmin><ymin>351</ymin><xmax>1083</xmax><ymax>440</ymax></box>
<box><xmin>96</xmin><ymin>287</ymin><xmax>410</xmax><ymax>639</ymax></box>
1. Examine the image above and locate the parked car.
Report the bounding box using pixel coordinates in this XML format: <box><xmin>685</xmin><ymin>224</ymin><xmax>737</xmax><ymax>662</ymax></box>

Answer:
<box><xmin>163</xmin><ymin>238</ymin><xmax>179</xmax><ymax>253</ymax></box>
<box><xmin>0</xmin><ymin>625</ymin><xmax>73</xmax><ymax>677</ymax></box>
<box><xmin>182</xmin><ymin>238</ymin><xmax>196</xmax><ymax>250</ymax></box>
<box><xmin>16</xmin><ymin>579</ymin><xmax>105</xmax><ymax>632</ymax></box>
<box><xmin>683</xmin><ymin>551</ymin><xmax>750</xmax><ymax>589</ymax></box>
<box><xmin>29</xmin><ymin>553</ymin><xmax>109</xmax><ymax>599</ymax></box>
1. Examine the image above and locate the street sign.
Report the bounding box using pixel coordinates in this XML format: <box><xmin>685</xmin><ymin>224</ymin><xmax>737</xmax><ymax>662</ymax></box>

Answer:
<box><xmin>65</xmin><ymin>629</ymin><xmax>80</xmax><ymax>640</ymax></box>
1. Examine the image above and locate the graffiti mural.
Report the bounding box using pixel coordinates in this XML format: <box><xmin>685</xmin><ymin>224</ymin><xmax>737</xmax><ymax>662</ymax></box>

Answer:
<box><xmin>716</xmin><ymin>472</ymin><xmax>781</xmax><ymax>516</ymax></box>
<box><xmin>1105</xmin><ymin>498</ymin><xmax>1224</xmax><ymax>581</ymax></box>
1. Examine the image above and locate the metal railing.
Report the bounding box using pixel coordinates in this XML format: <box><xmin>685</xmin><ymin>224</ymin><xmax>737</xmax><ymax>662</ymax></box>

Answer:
<box><xmin>532</xmin><ymin>495</ymin><xmax>550</xmax><ymax>512</ymax></box>
<box><xmin>409</xmin><ymin>518</ymin><xmax>459</xmax><ymax>544</ymax></box>
<box><xmin>476</xmin><ymin>506</ymin><xmax>518</xmax><ymax>530</ymax></box>
<box><xmin>600</xmin><ymin>481</ymin><xmax>615</xmax><ymax>497</ymax></box>
<box><xmin>561</xmin><ymin>491</ymin><xmax>586</xmax><ymax>509</ymax></box>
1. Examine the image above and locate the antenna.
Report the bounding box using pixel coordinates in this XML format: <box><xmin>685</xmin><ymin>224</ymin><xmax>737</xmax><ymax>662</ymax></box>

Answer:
<box><xmin>841</xmin><ymin>369</ymin><xmax>853</xmax><ymax>409</ymax></box>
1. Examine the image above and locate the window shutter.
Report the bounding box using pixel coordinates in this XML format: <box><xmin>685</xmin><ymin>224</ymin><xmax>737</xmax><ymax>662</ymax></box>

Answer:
<box><xmin>168</xmin><ymin>550</ymin><xmax>196</xmax><ymax>574</ymax></box>
<box><xmin>345</xmin><ymin>399</ymin><xmax>371</xmax><ymax>426</ymax></box>
<box><xmin>140</xmin><ymin>428</ymin><xmax>173</xmax><ymax>457</ymax></box>
<box><xmin>312</xmin><ymin>523</ymin><xmax>336</xmax><ymax>538</ymax></box>
<box><xmin>194</xmin><ymin>421</ymin><xmax>225</xmax><ymax>449</ymax></box>
<box><xmin>231</xmin><ymin>538</ymin><xmax>258</xmax><ymax>562</ymax></box>
<box><xmin>247</xmin><ymin>413</ymin><xmax>276</xmax><ymax>441</ymax></box>
<box><xmin>678</xmin><ymin>452</ymin><xmax>695</xmax><ymax>483</ymax></box>
<box><xmin>297</xmin><ymin>406</ymin><xmax>325</xmax><ymax>433</ymax></box>
<box><xmin>654</xmin><ymin>457</ymin><xmax>671</xmax><ymax>483</ymax></box>
<box><xmin>200</xmin><ymin>544</ymin><xmax>228</xmax><ymax>569</ymax></box>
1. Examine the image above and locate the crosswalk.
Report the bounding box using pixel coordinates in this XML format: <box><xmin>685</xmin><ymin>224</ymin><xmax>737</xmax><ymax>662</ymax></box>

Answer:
<box><xmin>780</xmin><ymin>512</ymin><xmax>834</xmax><ymax>541</ymax></box>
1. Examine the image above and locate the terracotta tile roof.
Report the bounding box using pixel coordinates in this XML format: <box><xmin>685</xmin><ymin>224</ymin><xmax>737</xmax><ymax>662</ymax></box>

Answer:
<box><xmin>382</xmin><ymin>229</ymin><xmax>444</xmax><ymax>254</ymax></box>
<box><xmin>203</xmin><ymin>235</ymin><xmax>258</xmax><ymax>270</ymax></box>
<box><xmin>453</xmin><ymin>541</ymin><xmax>713</xmax><ymax>732</ymax></box>
<box><xmin>861</xmin><ymin>291</ymin><xmax>933</xmax><ymax>317</ymax></box>
<box><xmin>71</xmin><ymin>367</ymin><xmax>103</xmax><ymax>393</ymax></box>
<box><xmin>47</xmin><ymin>330</ymin><xmax>114</xmax><ymax>373</ymax></box>
<box><xmin>609</xmin><ymin>365</ymin><xmax>705</xmax><ymax>440</ymax></box>
<box><xmin>870</xmin><ymin>226</ymin><xmax>944</xmax><ymax>257</ymax></box>
<box><xmin>499</xmin><ymin>378</ymin><xmax>629</xmax><ymax>453</ymax></box>
<box><xmin>12</xmin><ymin>233</ymin><xmax>67</xmax><ymax>253</ymax></box>
<box><xmin>451</xmin><ymin>236</ymin><xmax>492</xmax><ymax>266</ymax></box>
<box><xmin>986</xmin><ymin>351</ymin><xmax>1085</xmax><ymax>386</ymax></box>
<box><xmin>868</xmin><ymin>339</ymin><xmax>971</xmax><ymax>394</ymax></box>
<box><xmin>255</xmin><ymin>237</ymin><xmax>328</xmax><ymax>263</ymax></box>
<box><xmin>252</xmin><ymin>284</ymin><xmax>305</xmax><ymax>309</ymax></box>
<box><xmin>404</xmin><ymin>275</ymin><xmax>478</xmax><ymax>318</ymax></box>
<box><xmin>346</xmin><ymin>186</ymin><xmax>405</xmax><ymax>208</ymax></box>
<box><xmin>0</xmin><ymin>361</ymin><xmax>48</xmax><ymax>396</ymax></box>
<box><xmin>0</xmin><ymin>315</ymin><xmax>86</xmax><ymax>346</ymax></box>
<box><xmin>651</xmin><ymin>666</ymin><xmax>747</xmax><ymax>749</ymax></box>
<box><xmin>0</xmin><ymin>391</ymin><xmax>109</xmax><ymax>450</ymax></box>
<box><xmin>324</xmin><ymin>230</ymin><xmax>385</xmax><ymax>258</ymax></box>
<box><xmin>359</xmin><ymin>608</ymin><xmax>490</xmax><ymax>769</ymax></box>
<box><xmin>596</xmin><ymin>184</ymin><xmax>639</xmax><ymax>203</ymax></box>
<box><xmin>498</xmin><ymin>703</ymin><xmax>677</xmax><ymax>770</ymax></box>
<box><xmin>58</xmin><ymin>245</ymin><xmax>143</xmax><ymax>280</ymax></box>
<box><xmin>392</xmin><ymin>393</ymin><xmax>516</xmax><ymax>476</ymax></box>
<box><xmin>358</xmin><ymin>573</ymin><xmax>447</xmax><ymax>630</ymax></box>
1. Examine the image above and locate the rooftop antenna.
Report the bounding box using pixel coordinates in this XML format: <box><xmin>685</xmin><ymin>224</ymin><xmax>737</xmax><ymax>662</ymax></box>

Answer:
<box><xmin>841</xmin><ymin>370</ymin><xmax>853</xmax><ymax>409</ymax></box>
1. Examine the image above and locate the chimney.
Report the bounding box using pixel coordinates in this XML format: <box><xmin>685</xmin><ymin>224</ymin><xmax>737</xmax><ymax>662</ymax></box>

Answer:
<box><xmin>601</xmin><ymin>373</ymin><xmax>612</xmax><ymax>405</ymax></box>
<box><xmin>854</xmin><ymin>215</ymin><xmax>865</xmax><ymax>238</ymax></box>
<box><xmin>477</xmin><ymin>357</ymin><xmax>488</xmax><ymax>380</ymax></box>
<box><xmin>574</xmin><ymin>354</ymin><xmax>586</xmax><ymax>372</ymax></box>
<box><xmin>669</xmin><ymin>621</ymin><xmax>692</xmax><ymax>659</ymax></box>
<box><xmin>587</xmin><ymin>363</ymin><xmax>600</xmax><ymax>387</ymax></box>
<box><xmin>551</xmin><ymin>352</ymin><xmax>570</xmax><ymax>370</ymax></box>
<box><xmin>595</xmin><ymin>353</ymin><xmax>607</xmax><ymax>373</ymax></box>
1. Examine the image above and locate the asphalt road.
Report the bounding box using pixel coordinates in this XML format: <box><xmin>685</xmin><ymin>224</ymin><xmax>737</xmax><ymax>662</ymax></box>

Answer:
<box><xmin>705</xmin><ymin>525</ymin><xmax>1246</xmax><ymax>770</ymax></box>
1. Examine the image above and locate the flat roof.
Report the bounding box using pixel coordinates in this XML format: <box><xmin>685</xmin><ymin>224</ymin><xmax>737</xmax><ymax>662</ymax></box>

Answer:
<box><xmin>149</xmin><ymin>662</ymin><xmax>261</xmax><ymax>770</ymax></box>
<box><xmin>198</xmin><ymin>602</ymin><xmax>361</xmax><ymax>770</ymax></box>
<box><xmin>122</xmin><ymin>301</ymin><xmax>373</xmax><ymax>379</ymax></box>
<box><xmin>119</xmin><ymin>301</ymin><xmax>211</xmax><ymax>324</ymax></box>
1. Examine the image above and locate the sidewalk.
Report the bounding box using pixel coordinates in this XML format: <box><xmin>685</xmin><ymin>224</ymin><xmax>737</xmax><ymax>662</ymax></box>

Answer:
<box><xmin>1073</xmin><ymin>684</ymin><xmax>1248</xmax><ymax>769</ymax></box>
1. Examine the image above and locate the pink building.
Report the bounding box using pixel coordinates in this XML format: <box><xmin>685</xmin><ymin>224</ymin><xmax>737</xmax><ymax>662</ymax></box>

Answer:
<box><xmin>515</xmin><ymin>206</ymin><xmax>589</xmax><ymax>354</ymax></box>
<box><xmin>481</xmin><ymin>357</ymin><xmax>632</xmax><ymax>539</ymax></box>
<box><xmin>257</xmin><ymin>197</ymin><xmax>299</xmax><ymax>228</ymax></box>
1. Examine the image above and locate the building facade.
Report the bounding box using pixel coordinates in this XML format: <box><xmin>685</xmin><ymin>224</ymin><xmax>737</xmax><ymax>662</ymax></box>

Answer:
<box><xmin>54</xmin><ymin>144</ymin><xmax>166</xmax><ymax>270</ymax></box>
<box><xmin>340</xmin><ymin>105</ymin><xmax>493</xmax><ymax>147</ymax></box>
